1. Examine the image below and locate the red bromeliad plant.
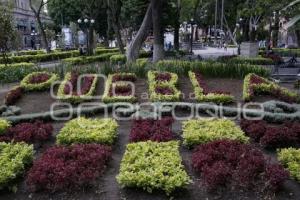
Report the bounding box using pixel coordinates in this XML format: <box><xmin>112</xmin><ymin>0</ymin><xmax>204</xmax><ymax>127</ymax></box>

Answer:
<box><xmin>194</xmin><ymin>72</ymin><xmax>230</xmax><ymax>95</ymax></box>
<box><xmin>4</xmin><ymin>86</ymin><xmax>24</xmax><ymax>106</ymax></box>
<box><xmin>63</xmin><ymin>72</ymin><xmax>95</xmax><ymax>96</ymax></box>
<box><xmin>29</xmin><ymin>73</ymin><xmax>50</xmax><ymax>84</ymax></box>
<box><xmin>192</xmin><ymin>140</ymin><xmax>289</xmax><ymax>191</ymax></box>
<box><xmin>0</xmin><ymin>121</ymin><xmax>53</xmax><ymax>144</ymax></box>
<box><xmin>109</xmin><ymin>84</ymin><xmax>133</xmax><ymax>97</ymax></box>
<box><xmin>129</xmin><ymin>117</ymin><xmax>174</xmax><ymax>142</ymax></box>
<box><xmin>26</xmin><ymin>144</ymin><xmax>112</xmax><ymax>192</ymax></box>
<box><xmin>155</xmin><ymin>72</ymin><xmax>172</xmax><ymax>82</ymax></box>
<box><xmin>154</xmin><ymin>85</ymin><xmax>175</xmax><ymax>95</ymax></box>
<box><xmin>241</xmin><ymin>119</ymin><xmax>300</xmax><ymax>149</ymax></box>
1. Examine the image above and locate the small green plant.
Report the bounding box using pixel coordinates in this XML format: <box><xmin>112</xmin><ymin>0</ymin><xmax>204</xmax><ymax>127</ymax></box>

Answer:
<box><xmin>0</xmin><ymin>63</ymin><xmax>39</xmax><ymax>83</ymax></box>
<box><xmin>117</xmin><ymin>141</ymin><xmax>191</xmax><ymax>195</ymax></box>
<box><xmin>56</xmin><ymin>117</ymin><xmax>118</xmax><ymax>145</ymax></box>
<box><xmin>278</xmin><ymin>148</ymin><xmax>300</xmax><ymax>181</ymax></box>
<box><xmin>182</xmin><ymin>118</ymin><xmax>249</xmax><ymax>147</ymax></box>
<box><xmin>110</xmin><ymin>54</ymin><xmax>126</xmax><ymax>64</ymax></box>
<box><xmin>0</xmin><ymin>119</ymin><xmax>10</xmax><ymax>135</ymax></box>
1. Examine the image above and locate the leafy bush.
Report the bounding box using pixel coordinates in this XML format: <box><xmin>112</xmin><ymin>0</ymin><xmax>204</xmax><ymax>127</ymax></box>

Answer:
<box><xmin>278</xmin><ymin>148</ymin><xmax>300</xmax><ymax>181</ymax></box>
<box><xmin>241</xmin><ymin>119</ymin><xmax>300</xmax><ymax>149</ymax></box>
<box><xmin>0</xmin><ymin>142</ymin><xmax>34</xmax><ymax>190</ymax></box>
<box><xmin>9</xmin><ymin>50</ymin><xmax>45</xmax><ymax>56</ymax></box>
<box><xmin>148</xmin><ymin>71</ymin><xmax>181</xmax><ymax>102</ymax></box>
<box><xmin>192</xmin><ymin>140</ymin><xmax>289</xmax><ymax>191</ymax></box>
<box><xmin>189</xmin><ymin>71</ymin><xmax>234</xmax><ymax>104</ymax></box>
<box><xmin>110</xmin><ymin>54</ymin><xmax>126</xmax><ymax>64</ymax></box>
<box><xmin>102</xmin><ymin>73</ymin><xmax>137</xmax><ymax>103</ymax></box>
<box><xmin>155</xmin><ymin>60</ymin><xmax>271</xmax><ymax>78</ymax></box>
<box><xmin>243</xmin><ymin>73</ymin><xmax>300</xmax><ymax>103</ymax></box>
<box><xmin>0</xmin><ymin>119</ymin><xmax>10</xmax><ymax>135</ymax></box>
<box><xmin>57</xmin><ymin>117</ymin><xmax>118</xmax><ymax>145</ymax></box>
<box><xmin>95</xmin><ymin>48</ymin><xmax>119</xmax><ymax>55</ymax></box>
<box><xmin>273</xmin><ymin>48</ymin><xmax>300</xmax><ymax>57</ymax></box>
<box><xmin>182</xmin><ymin>119</ymin><xmax>249</xmax><ymax>147</ymax></box>
<box><xmin>117</xmin><ymin>141</ymin><xmax>191</xmax><ymax>195</ymax></box>
<box><xmin>129</xmin><ymin>117</ymin><xmax>174</xmax><ymax>142</ymax></box>
<box><xmin>4</xmin><ymin>86</ymin><xmax>24</xmax><ymax>106</ymax></box>
<box><xmin>26</xmin><ymin>144</ymin><xmax>112</xmax><ymax>192</ymax></box>
<box><xmin>0</xmin><ymin>121</ymin><xmax>53</xmax><ymax>144</ymax></box>
<box><xmin>57</xmin><ymin>72</ymin><xmax>98</xmax><ymax>104</ymax></box>
<box><xmin>0</xmin><ymin>63</ymin><xmax>39</xmax><ymax>83</ymax></box>
<box><xmin>62</xmin><ymin>53</ymin><xmax>118</xmax><ymax>65</ymax></box>
<box><xmin>229</xmin><ymin>56</ymin><xmax>274</xmax><ymax>65</ymax></box>
<box><xmin>20</xmin><ymin>72</ymin><xmax>58</xmax><ymax>91</ymax></box>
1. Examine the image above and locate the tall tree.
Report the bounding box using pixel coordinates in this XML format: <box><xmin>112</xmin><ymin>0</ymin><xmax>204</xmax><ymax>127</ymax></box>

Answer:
<box><xmin>0</xmin><ymin>1</ymin><xmax>17</xmax><ymax>65</ymax></box>
<box><xmin>152</xmin><ymin>0</ymin><xmax>165</xmax><ymax>62</ymax></box>
<box><xmin>29</xmin><ymin>0</ymin><xmax>52</xmax><ymax>53</ymax></box>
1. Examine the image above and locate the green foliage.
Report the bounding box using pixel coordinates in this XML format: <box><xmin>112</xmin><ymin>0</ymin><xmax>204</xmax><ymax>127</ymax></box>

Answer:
<box><xmin>182</xmin><ymin>119</ymin><xmax>249</xmax><ymax>147</ymax></box>
<box><xmin>272</xmin><ymin>48</ymin><xmax>300</xmax><ymax>57</ymax></box>
<box><xmin>110</xmin><ymin>54</ymin><xmax>127</xmax><ymax>64</ymax></box>
<box><xmin>148</xmin><ymin>71</ymin><xmax>181</xmax><ymax>102</ymax></box>
<box><xmin>155</xmin><ymin>60</ymin><xmax>271</xmax><ymax>78</ymax></box>
<box><xmin>62</xmin><ymin>53</ymin><xmax>118</xmax><ymax>65</ymax></box>
<box><xmin>0</xmin><ymin>51</ymin><xmax>80</xmax><ymax>64</ymax></box>
<box><xmin>8</xmin><ymin>50</ymin><xmax>45</xmax><ymax>56</ymax></box>
<box><xmin>57</xmin><ymin>73</ymin><xmax>98</xmax><ymax>104</ymax></box>
<box><xmin>102</xmin><ymin>73</ymin><xmax>137</xmax><ymax>103</ymax></box>
<box><xmin>0</xmin><ymin>63</ymin><xmax>39</xmax><ymax>83</ymax></box>
<box><xmin>189</xmin><ymin>71</ymin><xmax>234</xmax><ymax>104</ymax></box>
<box><xmin>229</xmin><ymin>56</ymin><xmax>274</xmax><ymax>65</ymax></box>
<box><xmin>0</xmin><ymin>119</ymin><xmax>10</xmax><ymax>135</ymax></box>
<box><xmin>243</xmin><ymin>73</ymin><xmax>300</xmax><ymax>102</ymax></box>
<box><xmin>57</xmin><ymin>117</ymin><xmax>118</xmax><ymax>145</ymax></box>
<box><xmin>20</xmin><ymin>72</ymin><xmax>58</xmax><ymax>91</ymax></box>
<box><xmin>0</xmin><ymin>142</ymin><xmax>34</xmax><ymax>190</ymax></box>
<box><xmin>117</xmin><ymin>141</ymin><xmax>191</xmax><ymax>195</ymax></box>
<box><xmin>278</xmin><ymin>148</ymin><xmax>300</xmax><ymax>181</ymax></box>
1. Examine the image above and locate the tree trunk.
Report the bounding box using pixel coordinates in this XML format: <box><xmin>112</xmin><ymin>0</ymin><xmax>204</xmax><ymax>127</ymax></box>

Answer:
<box><xmin>174</xmin><ymin>0</ymin><xmax>181</xmax><ymax>51</ymax></box>
<box><xmin>106</xmin><ymin>0</ymin><xmax>125</xmax><ymax>54</ymax></box>
<box><xmin>88</xmin><ymin>27</ymin><xmax>94</xmax><ymax>55</ymax></box>
<box><xmin>152</xmin><ymin>0</ymin><xmax>164</xmax><ymax>63</ymax></box>
<box><xmin>37</xmin><ymin>17</ymin><xmax>50</xmax><ymax>53</ymax></box>
<box><xmin>126</xmin><ymin>3</ymin><xmax>152</xmax><ymax>63</ymax></box>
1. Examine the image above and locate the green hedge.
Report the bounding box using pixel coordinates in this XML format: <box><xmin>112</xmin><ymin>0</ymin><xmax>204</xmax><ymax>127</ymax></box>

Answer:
<box><xmin>0</xmin><ymin>142</ymin><xmax>34</xmax><ymax>190</ymax></box>
<box><xmin>229</xmin><ymin>56</ymin><xmax>274</xmax><ymax>65</ymax></box>
<box><xmin>117</xmin><ymin>141</ymin><xmax>191</xmax><ymax>195</ymax></box>
<box><xmin>278</xmin><ymin>148</ymin><xmax>300</xmax><ymax>182</ymax></box>
<box><xmin>0</xmin><ymin>63</ymin><xmax>39</xmax><ymax>83</ymax></box>
<box><xmin>0</xmin><ymin>119</ymin><xmax>10</xmax><ymax>135</ymax></box>
<box><xmin>273</xmin><ymin>48</ymin><xmax>300</xmax><ymax>57</ymax></box>
<box><xmin>95</xmin><ymin>48</ymin><xmax>119</xmax><ymax>54</ymax></box>
<box><xmin>182</xmin><ymin>119</ymin><xmax>249</xmax><ymax>147</ymax></box>
<box><xmin>155</xmin><ymin>60</ymin><xmax>271</xmax><ymax>78</ymax></box>
<box><xmin>110</xmin><ymin>54</ymin><xmax>127</xmax><ymax>64</ymax></box>
<box><xmin>8</xmin><ymin>50</ymin><xmax>45</xmax><ymax>56</ymax></box>
<box><xmin>20</xmin><ymin>72</ymin><xmax>58</xmax><ymax>91</ymax></box>
<box><xmin>62</xmin><ymin>53</ymin><xmax>118</xmax><ymax>65</ymax></box>
<box><xmin>57</xmin><ymin>117</ymin><xmax>118</xmax><ymax>145</ymax></box>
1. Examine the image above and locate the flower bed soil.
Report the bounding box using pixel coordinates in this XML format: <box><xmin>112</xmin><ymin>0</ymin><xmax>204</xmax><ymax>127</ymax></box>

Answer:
<box><xmin>0</xmin><ymin>118</ymin><xmax>300</xmax><ymax>200</ymax></box>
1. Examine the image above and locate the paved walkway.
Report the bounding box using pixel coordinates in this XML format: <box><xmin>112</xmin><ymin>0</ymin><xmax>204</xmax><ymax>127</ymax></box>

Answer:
<box><xmin>193</xmin><ymin>47</ymin><xmax>237</xmax><ymax>59</ymax></box>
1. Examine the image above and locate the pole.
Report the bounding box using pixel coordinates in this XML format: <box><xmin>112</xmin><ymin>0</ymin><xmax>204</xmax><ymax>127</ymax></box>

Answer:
<box><xmin>214</xmin><ymin>0</ymin><xmax>218</xmax><ymax>45</ymax></box>
<box><xmin>190</xmin><ymin>25</ymin><xmax>194</xmax><ymax>54</ymax></box>
<box><xmin>221</xmin><ymin>0</ymin><xmax>224</xmax><ymax>30</ymax></box>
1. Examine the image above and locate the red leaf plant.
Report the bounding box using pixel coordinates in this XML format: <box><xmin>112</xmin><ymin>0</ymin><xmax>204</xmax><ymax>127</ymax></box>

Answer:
<box><xmin>129</xmin><ymin>117</ymin><xmax>174</xmax><ymax>142</ymax></box>
<box><xmin>192</xmin><ymin>140</ymin><xmax>289</xmax><ymax>191</ymax></box>
<box><xmin>26</xmin><ymin>144</ymin><xmax>112</xmax><ymax>192</ymax></box>
<box><xmin>29</xmin><ymin>73</ymin><xmax>50</xmax><ymax>84</ymax></box>
<box><xmin>5</xmin><ymin>86</ymin><xmax>24</xmax><ymax>106</ymax></box>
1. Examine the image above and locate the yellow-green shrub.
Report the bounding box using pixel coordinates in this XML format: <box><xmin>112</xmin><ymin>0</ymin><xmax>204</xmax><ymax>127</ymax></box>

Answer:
<box><xmin>278</xmin><ymin>148</ymin><xmax>300</xmax><ymax>181</ymax></box>
<box><xmin>0</xmin><ymin>119</ymin><xmax>10</xmax><ymax>135</ymax></box>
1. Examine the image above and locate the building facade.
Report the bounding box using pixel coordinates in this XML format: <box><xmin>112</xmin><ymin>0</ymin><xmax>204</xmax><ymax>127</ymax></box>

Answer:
<box><xmin>3</xmin><ymin>0</ymin><xmax>52</xmax><ymax>49</ymax></box>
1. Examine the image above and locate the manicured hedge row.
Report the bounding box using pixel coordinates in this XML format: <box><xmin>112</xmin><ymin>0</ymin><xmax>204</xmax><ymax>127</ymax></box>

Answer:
<box><xmin>8</xmin><ymin>50</ymin><xmax>45</xmax><ymax>56</ymax></box>
<box><xmin>148</xmin><ymin>71</ymin><xmax>181</xmax><ymax>102</ymax></box>
<box><xmin>189</xmin><ymin>71</ymin><xmax>234</xmax><ymax>104</ymax></box>
<box><xmin>0</xmin><ymin>63</ymin><xmax>39</xmax><ymax>83</ymax></box>
<box><xmin>20</xmin><ymin>72</ymin><xmax>58</xmax><ymax>91</ymax></box>
<box><xmin>62</xmin><ymin>52</ymin><xmax>118</xmax><ymax>65</ymax></box>
<box><xmin>193</xmin><ymin>140</ymin><xmax>289</xmax><ymax>191</ymax></box>
<box><xmin>273</xmin><ymin>48</ymin><xmax>300</xmax><ymax>57</ymax></box>
<box><xmin>57</xmin><ymin>117</ymin><xmax>118</xmax><ymax>145</ymax></box>
<box><xmin>117</xmin><ymin>141</ymin><xmax>191</xmax><ymax>195</ymax></box>
<box><xmin>0</xmin><ymin>51</ymin><xmax>80</xmax><ymax>64</ymax></box>
<box><xmin>243</xmin><ymin>73</ymin><xmax>300</xmax><ymax>103</ymax></box>
<box><xmin>95</xmin><ymin>48</ymin><xmax>119</xmax><ymax>54</ymax></box>
<box><xmin>182</xmin><ymin>119</ymin><xmax>249</xmax><ymax>147</ymax></box>
<box><xmin>229</xmin><ymin>56</ymin><xmax>274</xmax><ymax>65</ymax></box>
<box><xmin>155</xmin><ymin>60</ymin><xmax>271</xmax><ymax>78</ymax></box>
<box><xmin>26</xmin><ymin>144</ymin><xmax>112</xmax><ymax>192</ymax></box>
<box><xmin>110</xmin><ymin>54</ymin><xmax>126</xmax><ymax>64</ymax></box>
<box><xmin>0</xmin><ymin>142</ymin><xmax>34</xmax><ymax>190</ymax></box>
<box><xmin>278</xmin><ymin>148</ymin><xmax>300</xmax><ymax>182</ymax></box>
<box><xmin>102</xmin><ymin>73</ymin><xmax>137</xmax><ymax>103</ymax></box>
<box><xmin>57</xmin><ymin>72</ymin><xmax>98</xmax><ymax>104</ymax></box>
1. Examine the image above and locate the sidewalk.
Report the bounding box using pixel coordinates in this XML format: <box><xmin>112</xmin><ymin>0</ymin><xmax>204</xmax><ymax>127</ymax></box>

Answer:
<box><xmin>193</xmin><ymin>47</ymin><xmax>237</xmax><ymax>59</ymax></box>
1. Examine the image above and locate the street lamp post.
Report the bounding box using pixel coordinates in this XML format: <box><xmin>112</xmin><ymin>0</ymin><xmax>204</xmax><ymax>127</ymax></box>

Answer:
<box><xmin>190</xmin><ymin>18</ymin><xmax>195</xmax><ymax>54</ymax></box>
<box><xmin>77</xmin><ymin>18</ymin><xmax>95</xmax><ymax>55</ymax></box>
<box><xmin>30</xmin><ymin>30</ymin><xmax>38</xmax><ymax>50</ymax></box>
